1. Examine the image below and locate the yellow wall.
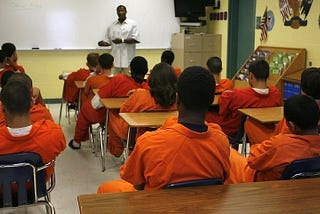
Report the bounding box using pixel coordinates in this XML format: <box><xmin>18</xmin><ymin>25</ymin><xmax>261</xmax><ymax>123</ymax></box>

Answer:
<box><xmin>18</xmin><ymin>49</ymin><xmax>163</xmax><ymax>99</ymax></box>
<box><xmin>255</xmin><ymin>1</ymin><xmax>320</xmax><ymax>67</ymax></box>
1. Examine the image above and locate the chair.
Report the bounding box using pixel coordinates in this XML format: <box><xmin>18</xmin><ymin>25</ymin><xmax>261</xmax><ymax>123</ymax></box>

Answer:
<box><xmin>228</xmin><ymin>115</ymin><xmax>248</xmax><ymax>156</ymax></box>
<box><xmin>0</xmin><ymin>152</ymin><xmax>56</xmax><ymax>214</ymax></box>
<box><xmin>89</xmin><ymin>123</ymin><xmax>106</xmax><ymax>172</ymax></box>
<box><xmin>281</xmin><ymin>157</ymin><xmax>320</xmax><ymax>180</ymax></box>
<box><xmin>59</xmin><ymin>80</ymin><xmax>79</xmax><ymax>125</ymax></box>
<box><xmin>166</xmin><ymin>178</ymin><xmax>222</xmax><ymax>189</ymax></box>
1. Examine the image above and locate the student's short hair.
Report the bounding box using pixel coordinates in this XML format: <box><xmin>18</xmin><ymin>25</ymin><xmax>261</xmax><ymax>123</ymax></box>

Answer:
<box><xmin>1</xmin><ymin>71</ymin><xmax>14</xmax><ymax>87</ymax></box>
<box><xmin>178</xmin><ymin>66</ymin><xmax>215</xmax><ymax>111</ymax></box>
<box><xmin>161</xmin><ymin>50</ymin><xmax>175</xmax><ymax>65</ymax></box>
<box><xmin>1</xmin><ymin>42</ymin><xmax>16</xmax><ymax>57</ymax></box>
<box><xmin>1</xmin><ymin>80</ymin><xmax>31</xmax><ymax>115</ymax></box>
<box><xmin>117</xmin><ymin>5</ymin><xmax>127</xmax><ymax>11</ymax></box>
<box><xmin>98</xmin><ymin>53</ymin><xmax>114</xmax><ymax>69</ymax></box>
<box><xmin>87</xmin><ymin>52</ymin><xmax>99</xmax><ymax>67</ymax></box>
<box><xmin>7</xmin><ymin>73</ymin><xmax>33</xmax><ymax>90</ymax></box>
<box><xmin>301</xmin><ymin>67</ymin><xmax>320</xmax><ymax>99</ymax></box>
<box><xmin>130</xmin><ymin>56</ymin><xmax>148</xmax><ymax>77</ymax></box>
<box><xmin>284</xmin><ymin>95</ymin><xmax>319</xmax><ymax>130</ymax></box>
<box><xmin>248</xmin><ymin>59</ymin><xmax>269</xmax><ymax>81</ymax></box>
<box><xmin>0</xmin><ymin>50</ymin><xmax>6</xmax><ymax>63</ymax></box>
<box><xmin>206</xmin><ymin>56</ymin><xmax>222</xmax><ymax>74</ymax></box>
<box><xmin>148</xmin><ymin>63</ymin><xmax>177</xmax><ymax>108</ymax></box>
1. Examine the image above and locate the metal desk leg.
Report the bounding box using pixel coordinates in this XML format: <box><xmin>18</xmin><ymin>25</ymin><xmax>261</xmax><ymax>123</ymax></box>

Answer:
<box><xmin>100</xmin><ymin>109</ymin><xmax>109</xmax><ymax>172</ymax></box>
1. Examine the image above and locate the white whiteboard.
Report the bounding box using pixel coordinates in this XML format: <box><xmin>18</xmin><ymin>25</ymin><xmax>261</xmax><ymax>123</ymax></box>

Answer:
<box><xmin>0</xmin><ymin>0</ymin><xmax>180</xmax><ymax>50</ymax></box>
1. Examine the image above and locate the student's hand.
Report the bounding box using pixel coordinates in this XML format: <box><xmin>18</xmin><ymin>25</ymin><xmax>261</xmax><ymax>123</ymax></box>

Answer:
<box><xmin>127</xmin><ymin>89</ymin><xmax>136</xmax><ymax>96</ymax></box>
<box><xmin>112</xmin><ymin>38</ymin><xmax>123</xmax><ymax>44</ymax></box>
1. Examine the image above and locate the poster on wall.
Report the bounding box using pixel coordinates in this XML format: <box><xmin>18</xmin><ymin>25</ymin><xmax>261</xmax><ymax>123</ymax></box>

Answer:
<box><xmin>279</xmin><ymin>0</ymin><xmax>313</xmax><ymax>29</ymax></box>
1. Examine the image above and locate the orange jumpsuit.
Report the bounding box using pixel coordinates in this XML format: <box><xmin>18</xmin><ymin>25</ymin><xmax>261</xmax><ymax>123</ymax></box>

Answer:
<box><xmin>226</xmin><ymin>134</ymin><xmax>320</xmax><ymax>184</ymax></box>
<box><xmin>83</xmin><ymin>74</ymin><xmax>112</xmax><ymax>104</ymax></box>
<box><xmin>73</xmin><ymin>75</ymin><xmax>149</xmax><ymax>143</ymax></box>
<box><xmin>63</xmin><ymin>68</ymin><xmax>91</xmax><ymax>103</ymax></box>
<box><xmin>245</xmin><ymin>101</ymin><xmax>320</xmax><ymax>145</ymax></box>
<box><xmin>173</xmin><ymin>66</ymin><xmax>182</xmax><ymax>77</ymax></box>
<box><xmin>108</xmin><ymin>89</ymin><xmax>177</xmax><ymax>156</ymax></box>
<box><xmin>215</xmin><ymin>79</ymin><xmax>233</xmax><ymax>94</ymax></box>
<box><xmin>206</xmin><ymin>87</ymin><xmax>281</xmax><ymax>136</ymax></box>
<box><xmin>97</xmin><ymin>119</ymin><xmax>231</xmax><ymax>193</ymax></box>
<box><xmin>0</xmin><ymin>103</ymin><xmax>53</xmax><ymax>126</ymax></box>
<box><xmin>0</xmin><ymin>120</ymin><xmax>66</xmax><ymax>180</ymax></box>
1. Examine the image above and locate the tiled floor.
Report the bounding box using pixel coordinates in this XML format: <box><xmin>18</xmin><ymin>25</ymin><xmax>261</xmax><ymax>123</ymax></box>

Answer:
<box><xmin>0</xmin><ymin>103</ymin><xmax>122</xmax><ymax>214</ymax></box>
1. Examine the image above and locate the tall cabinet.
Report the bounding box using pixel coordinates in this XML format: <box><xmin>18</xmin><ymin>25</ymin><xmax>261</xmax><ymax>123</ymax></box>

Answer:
<box><xmin>171</xmin><ymin>33</ymin><xmax>222</xmax><ymax>70</ymax></box>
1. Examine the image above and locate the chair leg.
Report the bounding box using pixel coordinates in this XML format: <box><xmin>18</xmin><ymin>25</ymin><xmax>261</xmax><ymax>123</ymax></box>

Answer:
<box><xmin>89</xmin><ymin>125</ymin><xmax>95</xmax><ymax>154</ymax></box>
<box><xmin>99</xmin><ymin>126</ymin><xmax>106</xmax><ymax>172</ymax></box>
<box><xmin>44</xmin><ymin>199</ymin><xmax>56</xmax><ymax>214</ymax></box>
<box><xmin>58</xmin><ymin>99</ymin><xmax>64</xmax><ymax>125</ymax></box>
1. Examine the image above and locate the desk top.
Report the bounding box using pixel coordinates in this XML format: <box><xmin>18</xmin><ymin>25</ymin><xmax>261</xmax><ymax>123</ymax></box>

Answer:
<box><xmin>92</xmin><ymin>88</ymin><xmax>98</xmax><ymax>95</ymax></box>
<box><xmin>100</xmin><ymin>98</ymin><xmax>128</xmax><ymax>109</ymax></box>
<box><xmin>119</xmin><ymin>111</ymin><xmax>178</xmax><ymax>128</ymax></box>
<box><xmin>78</xmin><ymin>178</ymin><xmax>320</xmax><ymax>214</ymax></box>
<box><xmin>74</xmin><ymin>81</ymin><xmax>85</xmax><ymax>89</ymax></box>
<box><xmin>238</xmin><ymin>106</ymin><xmax>283</xmax><ymax>123</ymax></box>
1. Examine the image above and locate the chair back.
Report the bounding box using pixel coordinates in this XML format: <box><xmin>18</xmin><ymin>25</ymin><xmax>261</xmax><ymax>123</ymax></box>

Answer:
<box><xmin>281</xmin><ymin>156</ymin><xmax>320</xmax><ymax>180</ymax></box>
<box><xmin>166</xmin><ymin>178</ymin><xmax>222</xmax><ymax>189</ymax></box>
<box><xmin>0</xmin><ymin>152</ymin><xmax>47</xmax><ymax>207</ymax></box>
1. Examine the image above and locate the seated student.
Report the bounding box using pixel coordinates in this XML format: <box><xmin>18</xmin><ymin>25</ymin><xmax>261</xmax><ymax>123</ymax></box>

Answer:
<box><xmin>107</xmin><ymin>62</ymin><xmax>177</xmax><ymax>157</ymax></box>
<box><xmin>1</xmin><ymin>42</ymin><xmax>25</xmax><ymax>73</ymax></box>
<box><xmin>206</xmin><ymin>56</ymin><xmax>233</xmax><ymax>94</ymax></box>
<box><xmin>97</xmin><ymin>66</ymin><xmax>231</xmax><ymax>193</ymax></box>
<box><xmin>161</xmin><ymin>50</ymin><xmax>182</xmax><ymax>77</ymax></box>
<box><xmin>68</xmin><ymin>56</ymin><xmax>149</xmax><ymax>150</ymax></box>
<box><xmin>82</xmin><ymin>53</ymin><xmax>114</xmax><ymax>104</ymax></box>
<box><xmin>0</xmin><ymin>50</ymin><xmax>7</xmax><ymax>79</ymax></box>
<box><xmin>245</xmin><ymin>67</ymin><xmax>320</xmax><ymax>145</ymax></box>
<box><xmin>206</xmin><ymin>59</ymin><xmax>282</xmax><ymax>138</ymax></box>
<box><xmin>226</xmin><ymin>95</ymin><xmax>320</xmax><ymax>184</ymax></box>
<box><xmin>58</xmin><ymin>52</ymin><xmax>99</xmax><ymax>107</ymax></box>
<box><xmin>0</xmin><ymin>80</ymin><xmax>66</xmax><ymax>179</ymax></box>
<box><xmin>0</xmin><ymin>73</ymin><xmax>54</xmax><ymax>126</ymax></box>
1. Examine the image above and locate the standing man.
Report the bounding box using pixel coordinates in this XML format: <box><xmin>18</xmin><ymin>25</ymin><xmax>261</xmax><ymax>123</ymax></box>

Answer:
<box><xmin>98</xmin><ymin>5</ymin><xmax>140</xmax><ymax>75</ymax></box>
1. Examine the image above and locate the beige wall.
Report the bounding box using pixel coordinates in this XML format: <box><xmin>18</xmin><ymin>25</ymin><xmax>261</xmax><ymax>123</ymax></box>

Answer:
<box><xmin>255</xmin><ymin>0</ymin><xmax>320</xmax><ymax>67</ymax></box>
<box><xmin>18</xmin><ymin>49</ymin><xmax>164</xmax><ymax>99</ymax></box>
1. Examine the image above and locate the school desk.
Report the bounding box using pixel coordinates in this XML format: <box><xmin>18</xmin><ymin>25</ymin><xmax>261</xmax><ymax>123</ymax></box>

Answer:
<box><xmin>238</xmin><ymin>106</ymin><xmax>283</xmax><ymax>124</ymax></box>
<box><xmin>119</xmin><ymin>111</ymin><xmax>178</xmax><ymax>160</ymax></box>
<box><xmin>78</xmin><ymin>178</ymin><xmax>320</xmax><ymax>214</ymax></box>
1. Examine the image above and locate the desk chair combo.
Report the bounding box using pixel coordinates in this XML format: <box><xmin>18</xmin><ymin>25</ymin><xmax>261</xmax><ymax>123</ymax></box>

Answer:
<box><xmin>89</xmin><ymin>123</ymin><xmax>106</xmax><ymax>172</ymax></box>
<box><xmin>0</xmin><ymin>152</ymin><xmax>56</xmax><ymax>214</ymax></box>
<box><xmin>281</xmin><ymin>156</ymin><xmax>320</xmax><ymax>180</ymax></box>
<box><xmin>166</xmin><ymin>178</ymin><xmax>222</xmax><ymax>189</ymax></box>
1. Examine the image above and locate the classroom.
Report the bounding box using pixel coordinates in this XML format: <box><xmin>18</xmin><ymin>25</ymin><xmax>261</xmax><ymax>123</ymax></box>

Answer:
<box><xmin>1</xmin><ymin>0</ymin><xmax>320</xmax><ymax>213</ymax></box>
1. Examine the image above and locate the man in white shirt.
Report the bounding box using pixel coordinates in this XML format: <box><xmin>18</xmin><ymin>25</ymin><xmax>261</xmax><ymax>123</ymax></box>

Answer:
<box><xmin>98</xmin><ymin>5</ymin><xmax>140</xmax><ymax>76</ymax></box>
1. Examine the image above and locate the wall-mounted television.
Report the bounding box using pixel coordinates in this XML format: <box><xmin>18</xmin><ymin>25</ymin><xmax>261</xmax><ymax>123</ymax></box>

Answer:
<box><xmin>174</xmin><ymin>0</ymin><xmax>206</xmax><ymax>22</ymax></box>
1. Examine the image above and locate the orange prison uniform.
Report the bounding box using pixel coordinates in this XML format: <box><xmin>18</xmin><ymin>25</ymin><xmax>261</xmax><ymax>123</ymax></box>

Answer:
<box><xmin>226</xmin><ymin>134</ymin><xmax>320</xmax><ymax>184</ymax></box>
<box><xmin>73</xmin><ymin>75</ymin><xmax>149</xmax><ymax>143</ymax></box>
<box><xmin>0</xmin><ymin>120</ymin><xmax>66</xmax><ymax>180</ymax></box>
<box><xmin>206</xmin><ymin>87</ymin><xmax>281</xmax><ymax>136</ymax></box>
<box><xmin>63</xmin><ymin>68</ymin><xmax>91</xmax><ymax>103</ymax></box>
<box><xmin>108</xmin><ymin>88</ymin><xmax>177</xmax><ymax>156</ymax></box>
<box><xmin>245</xmin><ymin>100</ymin><xmax>320</xmax><ymax>145</ymax></box>
<box><xmin>173</xmin><ymin>66</ymin><xmax>182</xmax><ymax>77</ymax></box>
<box><xmin>0</xmin><ymin>103</ymin><xmax>53</xmax><ymax>126</ymax></box>
<box><xmin>4</xmin><ymin>64</ymin><xmax>25</xmax><ymax>73</ymax></box>
<box><xmin>215</xmin><ymin>78</ymin><xmax>233</xmax><ymax>94</ymax></box>
<box><xmin>83</xmin><ymin>74</ymin><xmax>112</xmax><ymax>104</ymax></box>
<box><xmin>97</xmin><ymin>119</ymin><xmax>230</xmax><ymax>193</ymax></box>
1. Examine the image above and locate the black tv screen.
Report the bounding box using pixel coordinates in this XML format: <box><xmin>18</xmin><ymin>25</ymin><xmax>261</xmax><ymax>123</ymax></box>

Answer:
<box><xmin>174</xmin><ymin>0</ymin><xmax>206</xmax><ymax>21</ymax></box>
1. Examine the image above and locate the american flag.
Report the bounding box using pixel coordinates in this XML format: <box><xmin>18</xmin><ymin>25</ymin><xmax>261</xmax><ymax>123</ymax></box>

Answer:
<box><xmin>279</xmin><ymin>0</ymin><xmax>292</xmax><ymax>22</ymax></box>
<box><xmin>260</xmin><ymin>7</ymin><xmax>268</xmax><ymax>42</ymax></box>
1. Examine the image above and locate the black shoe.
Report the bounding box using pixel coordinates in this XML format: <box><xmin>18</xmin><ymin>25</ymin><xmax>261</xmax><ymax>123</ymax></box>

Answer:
<box><xmin>68</xmin><ymin>140</ymin><xmax>81</xmax><ymax>150</ymax></box>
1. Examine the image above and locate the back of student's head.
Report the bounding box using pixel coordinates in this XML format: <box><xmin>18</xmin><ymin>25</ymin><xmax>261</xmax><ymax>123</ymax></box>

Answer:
<box><xmin>161</xmin><ymin>50</ymin><xmax>175</xmax><ymax>65</ymax></box>
<box><xmin>1</xmin><ymin>80</ymin><xmax>31</xmax><ymax>115</ymax></box>
<box><xmin>148</xmin><ymin>63</ymin><xmax>177</xmax><ymax>108</ymax></box>
<box><xmin>301</xmin><ymin>67</ymin><xmax>320</xmax><ymax>99</ymax></box>
<box><xmin>178</xmin><ymin>66</ymin><xmax>215</xmax><ymax>111</ymax></box>
<box><xmin>284</xmin><ymin>95</ymin><xmax>319</xmax><ymax>130</ymax></box>
<box><xmin>1</xmin><ymin>71</ymin><xmax>14</xmax><ymax>87</ymax></box>
<box><xmin>87</xmin><ymin>52</ymin><xmax>100</xmax><ymax>67</ymax></box>
<box><xmin>130</xmin><ymin>56</ymin><xmax>148</xmax><ymax>77</ymax></box>
<box><xmin>6</xmin><ymin>73</ymin><xmax>33</xmax><ymax>90</ymax></box>
<box><xmin>249</xmin><ymin>59</ymin><xmax>269</xmax><ymax>81</ymax></box>
<box><xmin>1</xmin><ymin>42</ymin><xmax>16</xmax><ymax>57</ymax></box>
<box><xmin>0</xmin><ymin>50</ymin><xmax>6</xmax><ymax>63</ymax></box>
<box><xmin>98</xmin><ymin>53</ymin><xmax>114</xmax><ymax>69</ymax></box>
<box><xmin>206</xmin><ymin>56</ymin><xmax>222</xmax><ymax>74</ymax></box>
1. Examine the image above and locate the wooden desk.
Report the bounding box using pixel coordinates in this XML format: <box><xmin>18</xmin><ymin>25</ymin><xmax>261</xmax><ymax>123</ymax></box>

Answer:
<box><xmin>78</xmin><ymin>178</ymin><xmax>320</xmax><ymax>213</ymax></box>
<box><xmin>238</xmin><ymin>106</ymin><xmax>283</xmax><ymax>123</ymax></box>
<box><xmin>119</xmin><ymin>111</ymin><xmax>178</xmax><ymax>160</ymax></box>
<box><xmin>92</xmin><ymin>88</ymin><xmax>99</xmax><ymax>95</ymax></box>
